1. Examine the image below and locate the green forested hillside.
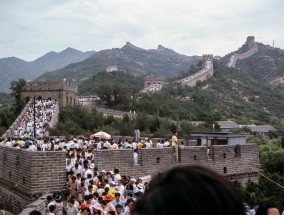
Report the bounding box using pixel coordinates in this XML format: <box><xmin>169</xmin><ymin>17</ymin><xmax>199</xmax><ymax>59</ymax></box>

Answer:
<box><xmin>81</xmin><ymin>62</ymin><xmax>284</xmax><ymax>133</ymax></box>
<box><xmin>79</xmin><ymin>71</ymin><xmax>144</xmax><ymax>95</ymax></box>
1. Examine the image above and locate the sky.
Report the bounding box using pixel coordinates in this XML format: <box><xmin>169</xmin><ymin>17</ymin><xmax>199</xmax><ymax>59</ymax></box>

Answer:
<box><xmin>0</xmin><ymin>0</ymin><xmax>283</xmax><ymax>61</ymax></box>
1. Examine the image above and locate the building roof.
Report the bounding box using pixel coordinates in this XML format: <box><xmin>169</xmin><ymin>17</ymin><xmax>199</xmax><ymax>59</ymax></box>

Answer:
<box><xmin>216</xmin><ymin>121</ymin><xmax>239</xmax><ymax>129</ymax></box>
<box><xmin>246</xmin><ymin>125</ymin><xmax>274</xmax><ymax>133</ymax></box>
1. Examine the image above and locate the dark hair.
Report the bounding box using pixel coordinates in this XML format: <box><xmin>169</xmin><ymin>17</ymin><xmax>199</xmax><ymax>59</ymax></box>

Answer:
<box><xmin>114</xmin><ymin>169</ymin><xmax>119</xmax><ymax>174</ymax></box>
<box><xmin>49</xmin><ymin>205</ymin><xmax>56</xmax><ymax>212</ymax></box>
<box><xmin>255</xmin><ymin>203</ymin><xmax>279</xmax><ymax>215</ymax></box>
<box><xmin>68</xmin><ymin>199</ymin><xmax>75</xmax><ymax>204</ymax></box>
<box><xmin>115</xmin><ymin>204</ymin><xmax>123</xmax><ymax>209</ymax></box>
<box><xmin>29</xmin><ymin>210</ymin><xmax>41</xmax><ymax>215</ymax></box>
<box><xmin>115</xmin><ymin>192</ymin><xmax>121</xmax><ymax>197</ymax></box>
<box><xmin>133</xmin><ymin>165</ymin><xmax>245</xmax><ymax>215</ymax></box>
<box><xmin>108</xmin><ymin>211</ymin><xmax>116</xmax><ymax>215</ymax></box>
<box><xmin>126</xmin><ymin>198</ymin><xmax>134</xmax><ymax>206</ymax></box>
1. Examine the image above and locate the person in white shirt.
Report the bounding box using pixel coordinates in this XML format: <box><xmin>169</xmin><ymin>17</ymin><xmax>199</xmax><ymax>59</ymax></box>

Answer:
<box><xmin>133</xmin><ymin>149</ymin><xmax>138</xmax><ymax>165</ymax></box>
<box><xmin>28</xmin><ymin>143</ymin><xmax>37</xmax><ymax>151</ymax></box>
<box><xmin>113</xmin><ymin>169</ymin><xmax>121</xmax><ymax>184</ymax></box>
<box><xmin>163</xmin><ymin>139</ymin><xmax>170</xmax><ymax>147</ymax></box>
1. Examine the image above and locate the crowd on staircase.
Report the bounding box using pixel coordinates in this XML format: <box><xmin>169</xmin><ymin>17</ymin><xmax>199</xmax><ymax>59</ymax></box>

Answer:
<box><xmin>14</xmin><ymin>99</ymin><xmax>56</xmax><ymax>139</ymax></box>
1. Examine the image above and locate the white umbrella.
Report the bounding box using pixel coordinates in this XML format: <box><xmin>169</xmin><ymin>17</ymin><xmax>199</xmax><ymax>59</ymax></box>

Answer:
<box><xmin>90</xmin><ymin>131</ymin><xmax>111</xmax><ymax>139</ymax></box>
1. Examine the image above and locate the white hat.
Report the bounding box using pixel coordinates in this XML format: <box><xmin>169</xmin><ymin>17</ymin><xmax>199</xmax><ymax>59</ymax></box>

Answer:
<box><xmin>90</xmin><ymin>163</ymin><xmax>95</xmax><ymax>169</ymax></box>
<box><xmin>130</xmin><ymin>178</ymin><xmax>136</xmax><ymax>183</ymax></box>
<box><xmin>101</xmin><ymin>170</ymin><xmax>106</xmax><ymax>173</ymax></box>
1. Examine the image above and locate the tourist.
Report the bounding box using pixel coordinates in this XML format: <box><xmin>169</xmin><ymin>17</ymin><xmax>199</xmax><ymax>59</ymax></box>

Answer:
<box><xmin>115</xmin><ymin>204</ymin><xmax>125</xmax><ymax>215</ymax></box>
<box><xmin>255</xmin><ymin>204</ymin><xmax>280</xmax><ymax>215</ymax></box>
<box><xmin>250</xmin><ymin>203</ymin><xmax>259</xmax><ymax>215</ymax></box>
<box><xmin>171</xmin><ymin>130</ymin><xmax>181</xmax><ymax>162</ymax></box>
<box><xmin>133</xmin><ymin>165</ymin><xmax>246</xmax><ymax>215</ymax></box>
<box><xmin>48</xmin><ymin>205</ymin><xmax>57</xmax><ymax>215</ymax></box>
<box><xmin>29</xmin><ymin>210</ymin><xmax>41</xmax><ymax>215</ymax></box>
<box><xmin>124</xmin><ymin>199</ymin><xmax>134</xmax><ymax>215</ymax></box>
<box><xmin>66</xmin><ymin>199</ymin><xmax>78</xmax><ymax>215</ymax></box>
<box><xmin>78</xmin><ymin>203</ymin><xmax>91</xmax><ymax>215</ymax></box>
<box><xmin>111</xmin><ymin>192</ymin><xmax>125</xmax><ymax>209</ymax></box>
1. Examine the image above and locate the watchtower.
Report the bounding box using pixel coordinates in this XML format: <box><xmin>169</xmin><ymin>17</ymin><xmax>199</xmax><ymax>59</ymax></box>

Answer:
<box><xmin>22</xmin><ymin>80</ymin><xmax>78</xmax><ymax>107</ymax></box>
<box><xmin>245</xmin><ymin>36</ymin><xmax>256</xmax><ymax>49</ymax></box>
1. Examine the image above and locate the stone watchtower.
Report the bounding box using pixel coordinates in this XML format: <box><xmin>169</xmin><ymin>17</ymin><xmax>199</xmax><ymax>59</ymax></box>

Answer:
<box><xmin>245</xmin><ymin>36</ymin><xmax>256</xmax><ymax>49</ymax></box>
<box><xmin>22</xmin><ymin>80</ymin><xmax>78</xmax><ymax>107</ymax></box>
<box><xmin>202</xmin><ymin>54</ymin><xmax>214</xmax><ymax>67</ymax></box>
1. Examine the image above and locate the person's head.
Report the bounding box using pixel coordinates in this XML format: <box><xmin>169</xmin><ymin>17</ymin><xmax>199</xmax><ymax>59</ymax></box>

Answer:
<box><xmin>126</xmin><ymin>199</ymin><xmax>134</xmax><ymax>210</ymax></box>
<box><xmin>255</xmin><ymin>204</ymin><xmax>280</xmax><ymax>215</ymax></box>
<box><xmin>133</xmin><ymin>165</ymin><xmax>246</xmax><ymax>215</ymax></box>
<box><xmin>49</xmin><ymin>205</ymin><xmax>57</xmax><ymax>213</ymax></box>
<box><xmin>115</xmin><ymin>192</ymin><xmax>121</xmax><ymax>201</ymax></box>
<box><xmin>115</xmin><ymin>204</ymin><xmax>123</xmax><ymax>214</ymax></box>
<box><xmin>78</xmin><ymin>203</ymin><xmax>89</xmax><ymax>215</ymax></box>
<box><xmin>114</xmin><ymin>169</ymin><xmax>119</xmax><ymax>174</ymax></box>
<box><xmin>29</xmin><ymin>210</ymin><xmax>41</xmax><ymax>215</ymax></box>
<box><xmin>117</xmin><ymin>180</ymin><xmax>122</xmax><ymax>186</ymax></box>
<box><xmin>108</xmin><ymin>211</ymin><xmax>116</xmax><ymax>215</ymax></box>
<box><xmin>68</xmin><ymin>199</ymin><xmax>75</xmax><ymax>207</ymax></box>
<box><xmin>99</xmin><ymin>200</ymin><xmax>107</xmax><ymax>209</ymax></box>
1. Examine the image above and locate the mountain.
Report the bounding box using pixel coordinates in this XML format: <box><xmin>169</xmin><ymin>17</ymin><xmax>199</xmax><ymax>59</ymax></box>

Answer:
<box><xmin>36</xmin><ymin>42</ymin><xmax>201</xmax><ymax>82</ymax></box>
<box><xmin>220</xmin><ymin>37</ymin><xmax>284</xmax><ymax>85</ymax></box>
<box><xmin>0</xmin><ymin>48</ymin><xmax>96</xmax><ymax>92</ymax></box>
<box><xmin>235</xmin><ymin>44</ymin><xmax>284</xmax><ymax>85</ymax></box>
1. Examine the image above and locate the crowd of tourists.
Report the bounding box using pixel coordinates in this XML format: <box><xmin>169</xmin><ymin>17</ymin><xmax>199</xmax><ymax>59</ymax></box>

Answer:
<box><xmin>14</xmin><ymin>99</ymin><xmax>56</xmax><ymax>138</ymax></box>
<box><xmin>0</xmin><ymin>136</ymin><xmax>173</xmax><ymax>152</ymax></box>
<box><xmin>35</xmin><ymin>159</ymin><xmax>284</xmax><ymax>215</ymax></box>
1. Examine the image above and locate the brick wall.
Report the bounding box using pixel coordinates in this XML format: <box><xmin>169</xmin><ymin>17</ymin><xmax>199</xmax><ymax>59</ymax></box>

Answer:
<box><xmin>0</xmin><ymin>146</ymin><xmax>66</xmax><ymax>213</ymax></box>
<box><xmin>0</xmin><ymin>144</ymin><xmax>260</xmax><ymax>214</ymax></box>
<box><xmin>93</xmin><ymin>144</ymin><xmax>260</xmax><ymax>182</ymax></box>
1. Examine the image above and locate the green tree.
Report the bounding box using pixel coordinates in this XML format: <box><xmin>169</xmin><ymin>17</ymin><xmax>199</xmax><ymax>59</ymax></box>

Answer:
<box><xmin>10</xmin><ymin>79</ymin><xmax>26</xmax><ymax>114</ymax></box>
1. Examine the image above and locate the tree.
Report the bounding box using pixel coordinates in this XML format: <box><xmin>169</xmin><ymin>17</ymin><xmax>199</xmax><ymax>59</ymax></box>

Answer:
<box><xmin>10</xmin><ymin>79</ymin><xmax>26</xmax><ymax>114</ymax></box>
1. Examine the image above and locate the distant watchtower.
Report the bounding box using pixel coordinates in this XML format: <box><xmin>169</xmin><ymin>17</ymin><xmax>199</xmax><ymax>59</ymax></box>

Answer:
<box><xmin>245</xmin><ymin>36</ymin><xmax>256</xmax><ymax>49</ymax></box>
<box><xmin>202</xmin><ymin>54</ymin><xmax>214</xmax><ymax>66</ymax></box>
<box><xmin>22</xmin><ymin>80</ymin><xmax>78</xmax><ymax>107</ymax></box>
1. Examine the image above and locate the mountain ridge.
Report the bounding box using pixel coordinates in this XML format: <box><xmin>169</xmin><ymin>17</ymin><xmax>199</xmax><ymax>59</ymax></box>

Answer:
<box><xmin>36</xmin><ymin>42</ymin><xmax>202</xmax><ymax>82</ymax></box>
<box><xmin>0</xmin><ymin>48</ymin><xmax>96</xmax><ymax>92</ymax></box>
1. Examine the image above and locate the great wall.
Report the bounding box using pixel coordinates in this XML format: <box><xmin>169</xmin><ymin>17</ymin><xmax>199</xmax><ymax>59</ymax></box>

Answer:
<box><xmin>227</xmin><ymin>36</ymin><xmax>258</xmax><ymax>68</ymax></box>
<box><xmin>0</xmin><ymin>37</ymin><xmax>262</xmax><ymax>214</ymax></box>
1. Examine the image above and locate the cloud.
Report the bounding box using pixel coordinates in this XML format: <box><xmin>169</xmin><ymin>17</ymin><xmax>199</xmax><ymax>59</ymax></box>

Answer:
<box><xmin>0</xmin><ymin>0</ymin><xmax>283</xmax><ymax>60</ymax></box>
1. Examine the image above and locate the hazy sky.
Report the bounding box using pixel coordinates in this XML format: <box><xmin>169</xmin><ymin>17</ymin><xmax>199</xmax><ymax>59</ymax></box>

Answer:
<box><xmin>0</xmin><ymin>0</ymin><xmax>283</xmax><ymax>61</ymax></box>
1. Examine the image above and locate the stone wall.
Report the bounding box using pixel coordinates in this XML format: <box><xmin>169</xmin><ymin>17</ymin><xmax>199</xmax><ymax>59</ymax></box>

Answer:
<box><xmin>93</xmin><ymin>144</ymin><xmax>259</xmax><ymax>182</ymax></box>
<box><xmin>0</xmin><ymin>146</ymin><xmax>66</xmax><ymax>214</ymax></box>
<box><xmin>0</xmin><ymin>144</ymin><xmax>259</xmax><ymax>214</ymax></box>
